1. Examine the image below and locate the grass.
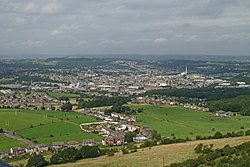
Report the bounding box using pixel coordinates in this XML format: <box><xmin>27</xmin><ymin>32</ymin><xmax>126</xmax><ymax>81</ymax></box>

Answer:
<box><xmin>48</xmin><ymin>136</ymin><xmax>250</xmax><ymax>167</ymax></box>
<box><xmin>0</xmin><ymin>78</ymin><xmax>14</xmax><ymax>84</ymax></box>
<box><xmin>0</xmin><ymin>109</ymin><xmax>102</xmax><ymax>150</ymax></box>
<box><xmin>49</xmin><ymin>92</ymin><xmax>81</xmax><ymax>99</ymax></box>
<box><xmin>0</xmin><ymin>135</ymin><xmax>27</xmax><ymax>151</ymax></box>
<box><xmin>129</xmin><ymin>104</ymin><xmax>250</xmax><ymax>139</ymax></box>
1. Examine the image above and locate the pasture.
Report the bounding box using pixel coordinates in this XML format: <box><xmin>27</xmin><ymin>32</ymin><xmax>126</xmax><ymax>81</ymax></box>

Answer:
<box><xmin>0</xmin><ymin>109</ymin><xmax>102</xmax><ymax>149</ymax></box>
<box><xmin>129</xmin><ymin>104</ymin><xmax>250</xmax><ymax>138</ymax></box>
<box><xmin>0</xmin><ymin>135</ymin><xmax>27</xmax><ymax>151</ymax></box>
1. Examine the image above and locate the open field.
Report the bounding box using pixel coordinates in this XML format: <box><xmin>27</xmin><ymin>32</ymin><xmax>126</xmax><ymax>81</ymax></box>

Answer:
<box><xmin>48</xmin><ymin>92</ymin><xmax>81</xmax><ymax>99</ymax></box>
<box><xmin>49</xmin><ymin>136</ymin><xmax>250</xmax><ymax>167</ymax></box>
<box><xmin>0</xmin><ymin>78</ymin><xmax>14</xmax><ymax>84</ymax></box>
<box><xmin>129</xmin><ymin>104</ymin><xmax>250</xmax><ymax>138</ymax></box>
<box><xmin>0</xmin><ymin>135</ymin><xmax>27</xmax><ymax>151</ymax></box>
<box><xmin>0</xmin><ymin>109</ymin><xmax>102</xmax><ymax>150</ymax></box>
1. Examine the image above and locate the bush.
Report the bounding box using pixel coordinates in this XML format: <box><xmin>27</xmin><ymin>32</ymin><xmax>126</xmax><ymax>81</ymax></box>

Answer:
<box><xmin>50</xmin><ymin>148</ymin><xmax>82</xmax><ymax>164</ymax></box>
<box><xmin>26</xmin><ymin>155</ymin><xmax>47</xmax><ymax>167</ymax></box>
<box><xmin>107</xmin><ymin>151</ymin><xmax>115</xmax><ymax>156</ymax></box>
<box><xmin>122</xmin><ymin>148</ymin><xmax>129</xmax><ymax>154</ymax></box>
<box><xmin>213</xmin><ymin>132</ymin><xmax>223</xmax><ymax>139</ymax></box>
<box><xmin>245</xmin><ymin>130</ymin><xmax>250</xmax><ymax>136</ymax></box>
<box><xmin>79</xmin><ymin>146</ymin><xmax>100</xmax><ymax>158</ymax></box>
<box><xmin>130</xmin><ymin>149</ymin><xmax>137</xmax><ymax>153</ymax></box>
<box><xmin>0</xmin><ymin>128</ymin><xmax>4</xmax><ymax>133</ymax></box>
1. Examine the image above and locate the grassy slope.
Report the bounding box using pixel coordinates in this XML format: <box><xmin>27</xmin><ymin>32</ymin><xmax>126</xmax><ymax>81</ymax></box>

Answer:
<box><xmin>129</xmin><ymin>104</ymin><xmax>250</xmax><ymax>138</ymax></box>
<box><xmin>49</xmin><ymin>136</ymin><xmax>250</xmax><ymax>167</ymax></box>
<box><xmin>0</xmin><ymin>135</ymin><xmax>27</xmax><ymax>151</ymax></box>
<box><xmin>0</xmin><ymin>109</ymin><xmax>102</xmax><ymax>148</ymax></box>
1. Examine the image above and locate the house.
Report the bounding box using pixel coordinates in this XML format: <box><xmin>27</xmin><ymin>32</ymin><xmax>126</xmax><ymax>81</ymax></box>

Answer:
<box><xmin>102</xmin><ymin>132</ymin><xmax>125</xmax><ymax>146</ymax></box>
<box><xmin>52</xmin><ymin>142</ymin><xmax>65</xmax><ymax>150</ymax></box>
<box><xmin>127</xmin><ymin>125</ymin><xmax>138</xmax><ymax>132</ymax></box>
<box><xmin>67</xmin><ymin>141</ymin><xmax>80</xmax><ymax>148</ymax></box>
<box><xmin>115</xmin><ymin>124</ymin><xmax>127</xmax><ymax>131</ymax></box>
<box><xmin>82</xmin><ymin>139</ymin><xmax>97</xmax><ymax>146</ymax></box>
<box><xmin>25</xmin><ymin>146</ymin><xmax>36</xmax><ymax>154</ymax></box>
<box><xmin>10</xmin><ymin>147</ymin><xmax>25</xmax><ymax>156</ymax></box>
<box><xmin>215</xmin><ymin>111</ymin><xmax>235</xmax><ymax>118</ymax></box>
<box><xmin>37</xmin><ymin>144</ymin><xmax>49</xmax><ymax>152</ymax></box>
<box><xmin>100</xmin><ymin>128</ymin><xmax>115</xmax><ymax>136</ymax></box>
<box><xmin>0</xmin><ymin>150</ymin><xmax>9</xmax><ymax>159</ymax></box>
<box><xmin>140</xmin><ymin>126</ymin><xmax>155</xmax><ymax>138</ymax></box>
<box><xmin>133</xmin><ymin>135</ymin><xmax>148</xmax><ymax>142</ymax></box>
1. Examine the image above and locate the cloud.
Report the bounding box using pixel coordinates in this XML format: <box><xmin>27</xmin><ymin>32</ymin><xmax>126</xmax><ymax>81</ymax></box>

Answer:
<box><xmin>186</xmin><ymin>35</ymin><xmax>198</xmax><ymax>41</ymax></box>
<box><xmin>115</xmin><ymin>5</ymin><xmax>127</xmax><ymax>10</ymax></box>
<box><xmin>2</xmin><ymin>28</ymin><xmax>13</xmax><ymax>33</ymax></box>
<box><xmin>136</xmin><ymin>38</ymin><xmax>151</xmax><ymax>42</ymax></box>
<box><xmin>23</xmin><ymin>2</ymin><xmax>38</xmax><ymax>14</ymax></box>
<box><xmin>154</xmin><ymin>38</ymin><xmax>167</xmax><ymax>43</ymax></box>
<box><xmin>42</xmin><ymin>3</ymin><xmax>64</xmax><ymax>15</ymax></box>
<box><xmin>50</xmin><ymin>30</ymin><xmax>65</xmax><ymax>36</ymax></box>
<box><xmin>77</xmin><ymin>40</ymin><xmax>88</xmax><ymax>45</ymax></box>
<box><xmin>0</xmin><ymin>0</ymin><xmax>250</xmax><ymax>55</ymax></box>
<box><xmin>22</xmin><ymin>40</ymin><xmax>46</xmax><ymax>47</ymax></box>
<box><xmin>14</xmin><ymin>17</ymin><xmax>26</xmax><ymax>25</ymax></box>
<box><xmin>98</xmin><ymin>40</ymin><xmax>122</xmax><ymax>45</ymax></box>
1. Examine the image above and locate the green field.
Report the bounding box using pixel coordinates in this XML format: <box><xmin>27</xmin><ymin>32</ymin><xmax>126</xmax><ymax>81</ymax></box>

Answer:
<box><xmin>0</xmin><ymin>109</ymin><xmax>102</xmax><ymax>150</ymax></box>
<box><xmin>130</xmin><ymin>104</ymin><xmax>250</xmax><ymax>139</ymax></box>
<box><xmin>49</xmin><ymin>92</ymin><xmax>81</xmax><ymax>99</ymax></box>
<box><xmin>0</xmin><ymin>135</ymin><xmax>27</xmax><ymax>151</ymax></box>
<box><xmin>48</xmin><ymin>136</ymin><xmax>250</xmax><ymax>167</ymax></box>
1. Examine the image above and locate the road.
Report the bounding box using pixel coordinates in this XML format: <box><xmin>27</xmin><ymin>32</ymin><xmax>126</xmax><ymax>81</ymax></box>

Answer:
<box><xmin>2</xmin><ymin>131</ymin><xmax>34</xmax><ymax>146</ymax></box>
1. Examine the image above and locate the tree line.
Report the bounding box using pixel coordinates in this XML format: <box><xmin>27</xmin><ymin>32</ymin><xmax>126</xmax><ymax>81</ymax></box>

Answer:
<box><xmin>168</xmin><ymin>141</ymin><xmax>250</xmax><ymax>167</ymax></box>
<box><xmin>77</xmin><ymin>96</ymin><xmax>129</xmax><ymax>108</ymax></box>
<box><xmin>143</xmin><ymin>87</ymin><xmax>250</xmax><ymax>101</ymax></box>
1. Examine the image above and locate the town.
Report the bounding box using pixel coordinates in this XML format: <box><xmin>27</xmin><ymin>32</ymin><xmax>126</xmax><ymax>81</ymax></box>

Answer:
<box><xmin>1</xmin><ymin>58</ymin><xmax>250</xmax><ymax>166</ymax></box>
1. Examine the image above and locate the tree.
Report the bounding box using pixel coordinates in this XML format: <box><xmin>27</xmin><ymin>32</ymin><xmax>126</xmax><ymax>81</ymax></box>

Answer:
<box><xmin>151</xmin><ymin>130</ymin><xmax>161</xmax><ymax>141</ymax></box>
<box><xmin>61</xmin><ymin>102</ymin><xmax>73</xmax><ymax>112</ymax></box>
<box><xmin>0</xmin><ymin>128</ymin><xmax>4</xmax><ymax>133</ymax></box>
<box><xmin>79</xmin><ymin>146</ymin><xmax>100</xmax><ymax>158</ymax></box>
<box><xmin>245</xmin><ymin>130</ymin><xmax>250</xmax><ymax>136</ymax></box>
<box><xmin>26</xmin><ymin>155</ymin><xmax>47</xmax><ymax>167</ymax></box>
<box><xmin>194</xmin><ymin>143</ymin><xmax>203</xmax><ymax>153</ymax></box>
<box><xmin>50</xmin><ymin>147</ymin><xmax>81</xmax><ymax>164</ymax></box>
<box><xmin>213</xmin><ymin>132</ymin><xmax>223</xmax><ymax>139</ymax></box>
<box><xmin>124</xmin><ymin>132</ymin><xmax>135</xmax><ymax>143</ymax></box>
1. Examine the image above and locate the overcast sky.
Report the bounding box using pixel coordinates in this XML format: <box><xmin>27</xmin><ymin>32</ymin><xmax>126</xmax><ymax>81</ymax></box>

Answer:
<box><xmin>0</xmin><ymin>0</ymin><xmax>250</xmax><ymax>56</ymax></box>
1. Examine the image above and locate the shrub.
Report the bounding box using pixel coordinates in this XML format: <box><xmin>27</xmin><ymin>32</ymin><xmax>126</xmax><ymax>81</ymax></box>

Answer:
<box><xmin>122</xmin><ymin>148</ymin><xmax>129</xmax><ymax>154</ymax></box>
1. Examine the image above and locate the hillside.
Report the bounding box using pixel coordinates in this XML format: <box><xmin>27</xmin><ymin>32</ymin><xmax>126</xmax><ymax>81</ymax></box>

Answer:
<box><xmin>208</xmin><ymin>94</ymin><xmax>250</xmax><ymax>115</ymax></box>
<box><xmin>0</xmin><ymin>109</ymin><xmax>101</xmax><ymax>150</ymax></box>
<box><xmin>49</xmin><ymin>136</ymin><xmax>250</xmax><ymax>167</ymax></box>
<box><xmin>129</xmin><ymin>104</ymin><xmax>250</xmax><ymax>138</ymax></box>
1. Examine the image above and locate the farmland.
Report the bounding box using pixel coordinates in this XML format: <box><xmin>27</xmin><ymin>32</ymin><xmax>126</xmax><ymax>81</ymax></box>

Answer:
<box><xmin>0</xmin><ymin>109</ymin><xmax>102</xmax><ymax>150</ymax></box>
<box><xmin>129</xmin><ymin>104</ymin><xmax>250</xmax><ymax>138</ymax></box>
<box><xmin>0</xmin><ymin>135</ymin><xmax>27</xmax><ymax>151</ymax></box>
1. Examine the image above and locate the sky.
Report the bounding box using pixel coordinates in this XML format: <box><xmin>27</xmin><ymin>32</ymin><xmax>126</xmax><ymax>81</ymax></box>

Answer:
<box><xmin>0</xmin><ymin>0</ymin><xmax>250</xmax><ymax>56</ymax></box>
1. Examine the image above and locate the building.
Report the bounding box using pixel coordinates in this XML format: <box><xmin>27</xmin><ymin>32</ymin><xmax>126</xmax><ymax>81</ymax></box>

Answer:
<box><xmin>10</xmin><ymin>147</ymin><xmax>25</xmax><ymax>156</ymax></box>
<box><xmin>133</xmin><ymin>135</ymin><xmax>148</xmax><ymax>142</ymax></box>
<box><xmin>67</xmin><ymin>141</ymin><xmax>80</xmax><ymax>148</ymax></box>
<box><xmin>52</xmin><ymin>142</ymin><xmax>65</xmax><ymax>150</ymax></box>
<box><xmin>215</xmin><ymin>111</ymin><xmax>235</xmax><ymax>118</ymax></box>
<box><xmin>82</xmin><ymin>139</ymin><xmax>97</xmax><ymax>146</ymax></box>
<box><xmin>140</xmin><ymin>125</ymin><xmax>155</xmax><ymax>138</ymax></box>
